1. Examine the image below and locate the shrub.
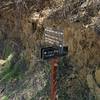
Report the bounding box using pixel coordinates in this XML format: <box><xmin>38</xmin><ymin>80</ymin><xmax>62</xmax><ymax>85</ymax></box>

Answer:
<box><xmin>1</xmin><ymin>96</ymin><xmax>9</xmax><ymax>100</ymax></box>
<box><xmin>0</xmin><ymin>53</ymin><xmax>27</xmax><ymax>82</ymax></box>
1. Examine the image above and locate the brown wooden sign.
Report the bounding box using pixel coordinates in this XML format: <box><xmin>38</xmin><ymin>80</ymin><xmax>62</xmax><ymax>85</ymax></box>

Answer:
<box><xmin>44</xmin><ymin>27</ymin><xmax>64</xmax><ymax>46</ymax></box>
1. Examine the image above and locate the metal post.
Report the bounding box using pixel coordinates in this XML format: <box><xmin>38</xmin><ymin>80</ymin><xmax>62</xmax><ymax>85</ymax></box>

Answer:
<box><xmin>49</xmin><ymin>57</ymin><xmax>59</xmax><ymax>100</ymax></box>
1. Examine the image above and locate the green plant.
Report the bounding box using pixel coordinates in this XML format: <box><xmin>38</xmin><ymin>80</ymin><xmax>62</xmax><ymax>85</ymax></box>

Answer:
<box><xmin>0</xmin><ymin>53</ymin><xmax>27</xmax><ymax>82</ymax></box>
<box><xmin>57</xmin><ymin>57</ymin><xmax>69</xmax><ymax>100</ymax></box>
<box><xmin>3</xmin><ymin>42</ymin><xmax>13</xmax><ymax>59</ymax></box>
<box><xmin>1</xmin><ymin>96</ymin><xmax>9</xmax><ymax>100</ymax></box>
<box><xmin>31</xmin><ymin>62</ymin><xmax>50</xmax><ymax>100</ymax></box>
<box><xmin>31</xmin><ymin>80</ymin><xmax>50</xmax><ymax>100</ymax></box>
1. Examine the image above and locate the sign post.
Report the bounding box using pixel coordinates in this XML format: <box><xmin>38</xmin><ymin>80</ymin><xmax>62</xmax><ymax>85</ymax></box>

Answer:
<box><xmin>49</xmin><ymin>57</ymin><xmax>59</xmax><ymax>100</ymax></box>
<box><xmin>41</xmin><ymin>27</ymin><xmax>68</xmax><ymax>100</ymax></box>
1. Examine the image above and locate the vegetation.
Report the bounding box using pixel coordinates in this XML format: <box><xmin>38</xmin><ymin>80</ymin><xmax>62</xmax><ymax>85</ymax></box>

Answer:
<box><xmin>58</xmin><ymin>57</ymin><xmax>70</xmax><ymax>100</ymax></box>
<box><xmin>1</xmin><ymin>96</ymin><xmax>9</xmax><ymax>100</ymax></box>
<box><xmin>31</xmin><ymin>62</ymin><xmax>51</xmax><ymax>100</ymax></box>
<box><xmin>0</xmin><ymin>0</ymin><xmax>99</xmax><ymax>100</ymax></box>
<box><xmin>0</xmin><ymin>48</ymin><xmax>27</xmax><ymax>82</ymax></box>
<box><xmin>0</xmin><ymin>55</ymin><xmax>27</xmax><ymax>82</ymax></box>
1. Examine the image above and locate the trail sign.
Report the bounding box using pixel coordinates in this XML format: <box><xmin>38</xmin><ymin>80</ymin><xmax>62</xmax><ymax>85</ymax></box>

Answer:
<box><xmin>44</xmin><ymin>27</ymin><xmax>64</xmax><ymax>46</ymax></box>
<box><xmin>41</xmin><ymin>27</ymin><xmax>67</xmax><ymax>59</ymax></box>
<box><xmin>41</xmin><ymin>27</ymin><xmax>68</xmax><ymax>100</ymax></box>
<box><xmin>41</xmin><ymin>46</ymin><xmax>68</xmax><ymax>59</ymax></box>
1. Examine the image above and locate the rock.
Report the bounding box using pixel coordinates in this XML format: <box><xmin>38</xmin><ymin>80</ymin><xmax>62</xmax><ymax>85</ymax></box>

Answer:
<box><xmin>95</xmin><ymin>69</ymin><xmax>100</xmax><ymax>85</ymax></box>
<box><xmin>87</xmin><ymin>74</ymin><xmax>95</xmax><ymax>94</ymax></box>
<box><xmin>0</xmin><ymin>60</ymin><xmax>6</xmax><ymax>66</ymax></box>
<box><xmin>81</xmin><ymin>0</ymin><xmax>90</xmax><ymax>8</ymax></box>
<box><xmin>0</xmin><ymin>54</ymin><xmax>14</xmax><ymax>66</ymax></box>
<box><xmin>87</xmin><ymin>74</ymin><xmax>100</xmax><ymax>100</ymax></box>
<box><xmin>68</xmin><ymin>73</ymin><xmax>76</xmax><ymax>79</ymax></box>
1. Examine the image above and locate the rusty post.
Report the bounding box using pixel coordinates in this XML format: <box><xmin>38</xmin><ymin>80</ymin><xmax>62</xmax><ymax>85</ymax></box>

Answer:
<box><xmin>49</xmin><ymin>57</ymin><xmax>59</xmax><ymax>100</ymax></box>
